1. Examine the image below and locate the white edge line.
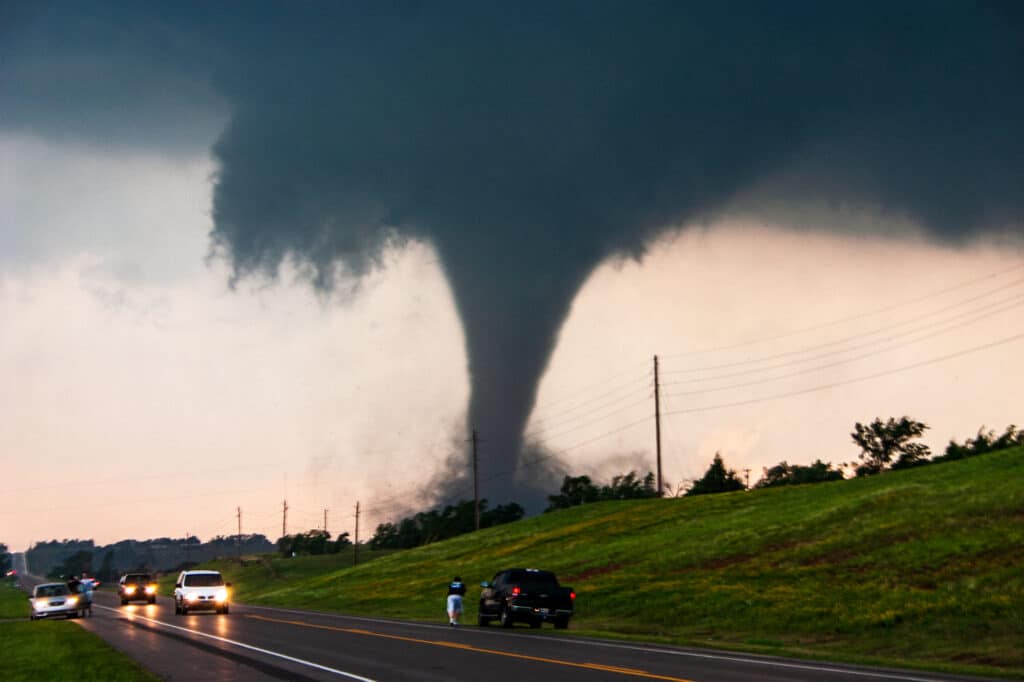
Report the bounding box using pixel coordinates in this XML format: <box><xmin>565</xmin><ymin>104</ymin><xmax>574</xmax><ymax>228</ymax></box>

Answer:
<box><xmin>237</xmin><ymin>604</ymin><xmax>953</xmax><ymax>682</ymax></box>
<box><xmin>94</xmin><ymin>605</ymin><xmax>376</xmax><ymax>682</ymax></box>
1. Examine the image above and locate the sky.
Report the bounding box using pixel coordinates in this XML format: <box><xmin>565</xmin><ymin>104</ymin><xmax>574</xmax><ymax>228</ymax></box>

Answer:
<box><xmin>2</xmin><ymin>2</ymin><xmax>1022</xmax><ymax>551</ymax></box>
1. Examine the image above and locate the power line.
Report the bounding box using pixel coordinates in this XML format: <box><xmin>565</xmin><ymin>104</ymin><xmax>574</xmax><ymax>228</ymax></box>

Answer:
<box><xmin>662</xmin><ymin>332</ymin><xmax>1024</xmax><ymax>417</ymax></box>
<box><xmin>530</xmin><ymin>357</ymin><xmax>651</xmax><ymax>412</ymax></box>
<box><xmin>525</xmin><ymin>370</ymin><xmax>652</xmax><ymax>432</ymax></box>
<box><xmin>664</xmin><ymin>298</ymin><xmax>1024</xmax><ymax>397</ymax></box>
<box><xmin>524</xmin><ymin>386</ymin><xmax>652</xmax><ymax>442</ymax></box>
<box><xmin>662</xmin><ymin>279</ymin><xmax>1024</xmax><ymax>378</ymax></box>
<box><xmin>661</xmin><ymin>263</ymin><xmax>1024</xmax><ymax>360</ymax></box>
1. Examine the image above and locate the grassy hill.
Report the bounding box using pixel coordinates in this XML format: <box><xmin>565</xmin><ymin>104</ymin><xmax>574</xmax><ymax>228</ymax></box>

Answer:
<box><xmin>196</xmin><ymin>447</ymin><xmax>1023</xmax><ymax>678</ymax></box>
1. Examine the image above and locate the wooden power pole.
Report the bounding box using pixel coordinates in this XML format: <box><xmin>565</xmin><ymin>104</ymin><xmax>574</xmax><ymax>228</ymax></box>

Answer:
<box><xmin>654</xmin><ymin>355</ymin><xmax>663</xmax><ymax>497</ymax></box>
<box><xmin>472</xmin><ymin>429</ymin><xmax>480</xmax><ymax>531</ymax></box>
<box><xmin>282</xmin><ymin>499</ymin><xmax>288</xmax><ymax>539</ymax></box>
<box><xmin>353</xmin><ymin>501</ymin><xmax>360</xmax><ymax>567</ymax></box>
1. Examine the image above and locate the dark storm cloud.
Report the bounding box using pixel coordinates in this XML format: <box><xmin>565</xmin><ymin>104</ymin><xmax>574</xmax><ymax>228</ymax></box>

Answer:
<box><xmin>6</xmin><ymin>1</ymin><xmax>1022</xmax><ymax>505</ymax></box>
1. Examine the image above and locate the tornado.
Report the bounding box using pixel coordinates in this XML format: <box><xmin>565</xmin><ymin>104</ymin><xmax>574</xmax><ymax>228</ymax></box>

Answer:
<box><xmin>8</xmin><ymin>2</ymin><xmax>1018</xmax><ymax>508</ymax></box>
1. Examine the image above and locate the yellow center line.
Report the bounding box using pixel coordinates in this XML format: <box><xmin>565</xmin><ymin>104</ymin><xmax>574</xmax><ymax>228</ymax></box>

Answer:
<box><xmin>246</xmin><ymin>613</ymin><xmax>694</xmax><ymax>682</ymax></box>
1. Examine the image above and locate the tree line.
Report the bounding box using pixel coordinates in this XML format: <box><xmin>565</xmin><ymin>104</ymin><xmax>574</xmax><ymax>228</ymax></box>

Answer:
<box><xmin>368</xmin><ymin>499</ymin><xmax>525</xmax><ymax>551</ymax></box>
<box><xmin>701</xmin><ymin>419</ymin><xmax>1023</xmax><ymax>493</ymax></box>
<box><xmin>27</xmin><ymin>534</ymin><xmax>275</xmax><ymax>580</ymax></box>
<box><xmin>358</xmin><ymin>419</ymin><xmax>1019</xmax><ymax>553</ymax></box>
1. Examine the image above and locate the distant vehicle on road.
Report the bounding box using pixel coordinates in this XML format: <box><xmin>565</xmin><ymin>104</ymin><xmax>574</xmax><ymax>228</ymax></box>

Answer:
<box><xmin>30</xmin><ymin>582</ymin><xmax>83</xmax><ymax>620</ymax></box>
<box><xmin>118</xmin><ymin>573</ymin><xmax>157</xmax><ymax>605</ymax></box>
<box><xmin>174</xmin><ymin>570</ymin><xmax>231</xmax><ymax>615</ymax></box>
<box><xmin>478</xmin><ymin>568</ymin><xmax>575</xmax><ymax>629</ymax></box>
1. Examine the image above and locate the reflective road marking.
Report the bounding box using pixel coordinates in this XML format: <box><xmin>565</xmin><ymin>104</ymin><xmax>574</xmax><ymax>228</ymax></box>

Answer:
<box><xmin>94</xmin><ymin>605</ymin><xmax>376</xmax><ymax>681</ymax></box>
<box><xmin>247</xmin><ymin>613</ymin><xmax>697</xmax><ymax>682</ymax></box>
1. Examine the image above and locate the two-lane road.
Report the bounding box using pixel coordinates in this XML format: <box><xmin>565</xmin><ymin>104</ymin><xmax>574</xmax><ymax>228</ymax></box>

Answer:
<box><xmin>10</xmin><ymin>558</ymin><xmax>997</xmax><ymax>682</ymax></box>
<box><xmin>71</xmin><ymin>590</ymin><xmax>997</xmax><ymax>682</ymax></box>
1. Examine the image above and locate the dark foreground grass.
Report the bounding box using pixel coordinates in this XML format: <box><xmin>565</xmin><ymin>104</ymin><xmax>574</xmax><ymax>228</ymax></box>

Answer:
<box><xmin>0</xmin><ymin>620</ymin><xmax>159</xmax><ymax>681</ymax></box>
<box><xmin>195</xmin><ymin>448</ymin><xmax>1023</xmax><ymax>678</ymax></box>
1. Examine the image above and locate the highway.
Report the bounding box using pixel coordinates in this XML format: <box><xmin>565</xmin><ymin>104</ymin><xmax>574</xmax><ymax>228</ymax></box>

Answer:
<box><xmin>12</xmin><ymin>556</ymin><xmax>996</xmax><ymax>682</ymax></box>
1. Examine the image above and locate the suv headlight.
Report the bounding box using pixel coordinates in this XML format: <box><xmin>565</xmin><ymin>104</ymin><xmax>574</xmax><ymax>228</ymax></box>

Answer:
<box><xmin>124</xmin><ymin>586</ymin><xmax>136</xmax><ymax>595</ymax></box>
<box><xmin>215</xmin><ymin>589</ymin><xmax>228</xmax><ymax>602</ymax></box>
<box><xmin>145</xmin><ymin>585</ymin><xmax>156</xmax><ymax>594</ymax></box>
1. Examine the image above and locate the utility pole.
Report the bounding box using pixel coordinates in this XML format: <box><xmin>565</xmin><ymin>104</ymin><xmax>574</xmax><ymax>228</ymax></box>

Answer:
<box><xmin>323</xmin><ymin>508</ymin><xmax>328</xmax><ymax>535</ymax></box>
<box><xmin>236</xmin><ymin>506</ymin><xmax>242</xmax><ymax>562</ymax></box>
<box><xmin>471</xmin><ymin>428</ymin><xmax>480</xmax><ymax>531</ymax></box>
<box><xmin>353</xmin><ymin>501</ymin><xmax>360</xmax><ymax>567</ymax></box>
<box><xmin>282</xmin><ymin>499</ymin><xmax>288</xmax><ymax>539</ymax></box>
<box><xmin>743</xmin><ymin>468</ymin><xmax>751</xmax><ymax>490</ymax></box>
<box><xmin>654</xmin><ymin>355</ymin><xmax>664</xmax><ymax>497</ymax></box>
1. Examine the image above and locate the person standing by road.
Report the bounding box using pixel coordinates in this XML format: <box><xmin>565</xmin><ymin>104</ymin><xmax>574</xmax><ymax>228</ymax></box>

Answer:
<box><xmin>446</xmin><ymin>576</ymin><xmax>466</xmax><ymax>626</ymax></box>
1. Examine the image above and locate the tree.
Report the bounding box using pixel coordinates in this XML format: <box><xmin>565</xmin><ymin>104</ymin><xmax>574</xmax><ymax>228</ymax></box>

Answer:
<box><xmin>546</xmin><ymin>471</ymin><xmax>658</xmax><ymax>511</ymax></box>
<box><xmin>756</xmin><ymin>460</ymin><xmax>844</xmax><ymax>488</ymax></box>
<box><xmin>0</xmin><ymin>543</ymin><xmax>10</xmax><ymax>575</ymax></box>
<box><xmin>601</xmin><ymin>471</ymin><xmax>659</xmax><ymax>500</ymax></box>
<box><xmin>330</xmin><ymin>532</ymin><xmax>351</xmax><ymax>553</ymax></box>
<box><xmin>546</xmin><ymin>475</ymin><xmax>601</xmax><ymax>511</ymax></box>
<box><xmin>97</xmin><ymin>550</ymin><xmax>116</xmax><ymax>582</ymax></box>
<box><xmin>851</xmin><ymin>417</ymin><xmax>931</xmax><ymax>476</ymax></box>
<box><xmin>480</xmin><ymin>502</ymin><xmax>525</xmax><ymax>527</ymax></box>
<box><xmin>938</xmin><ymin>424</ymin><xmax>1024</xmax><ymax>462</ymax></box>
<box><xmin>686</xmin><ymin>453</ymin><xmax>745</xmax><ymax>496</ymax></box>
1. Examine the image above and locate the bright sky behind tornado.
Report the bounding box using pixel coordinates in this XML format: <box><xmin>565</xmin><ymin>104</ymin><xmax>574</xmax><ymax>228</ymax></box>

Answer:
<box><xmin>2</xmin><ymin>1</ymin><xmax>1022</xmax><ymax>551</ymax></box>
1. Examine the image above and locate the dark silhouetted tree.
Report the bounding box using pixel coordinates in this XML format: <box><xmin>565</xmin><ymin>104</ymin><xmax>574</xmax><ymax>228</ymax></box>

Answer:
<box><xmin>546</xmin><ymin>475</ymin><xmax>601</xmax><ymax>510</ymax></box>
<box><xmin>686</xmin><ymin>453</ymin><xmax>745</xmax><ymax>496</ymax></box>
<box><xmin>369</xmin><ymin>499</ymin><xmax>523</xmax><ymax>550</ymax></box>
<box><xmin>937</xmin><ymin>424</ymin><xmax>1023</xmax><ymax>462</ymax></box>
<box><xmin>601</xmin><ymin>471</ymin><xmax>659</xmax><ymax>500</ymax></box>
<box><xmin>852</xmin><ymin>416</ymin><xmax>931</xmax><ymax>476</ymax></box>
<box><xmin>756</xmin><ymin>460</ymin><xmax>844</xmax><ymax>488</ymax></box>
<box><xmin>0</xmin><ymin>543</ymin><xmax>10</xmax><ymax>574</ymax></box>
<box><xmin>546</xmin><ymin>471</ymin><xmax>658</xmax><ymax>511</ymax></box>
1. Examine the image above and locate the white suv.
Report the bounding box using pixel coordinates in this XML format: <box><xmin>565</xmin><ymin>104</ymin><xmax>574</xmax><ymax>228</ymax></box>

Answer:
<box><xmin>173</xmin><ymin>570</ymin><xmax>231</xmax><ymax>615</ymax></box>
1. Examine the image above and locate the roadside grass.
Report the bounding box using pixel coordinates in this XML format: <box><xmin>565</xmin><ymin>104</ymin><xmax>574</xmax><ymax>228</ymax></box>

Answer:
<box><xmin>156</xmin><ymin>547</ymin><xmax>398</xmax><ymax>595</ymax></box>
<box><xmin>0</xmin><ymin>580</ymin><xmax>29</xmax><ymax>619</ymax></box>
<box><xmin>0</xmin><ymin>620</ymin><xmax>159</xmax><ymax>681</ymax></box>
<box><xmin>186</xmin><ymin>447</ymin><xmax>1023</xmax><ymax>678</ymax></box>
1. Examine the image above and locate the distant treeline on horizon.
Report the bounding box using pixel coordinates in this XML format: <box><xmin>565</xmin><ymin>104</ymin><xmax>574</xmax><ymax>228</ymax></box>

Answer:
<box><xmin>26</xmin><ymin>534</ymin><xmax>274</xmax><ymax>579</ymax></box>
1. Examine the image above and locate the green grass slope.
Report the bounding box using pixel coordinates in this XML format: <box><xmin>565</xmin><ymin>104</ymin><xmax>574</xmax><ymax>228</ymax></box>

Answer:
<box><xmin>203</xmin><ymin>447</ymin><xmax>1024</xmax><ymax>677</ymax></box>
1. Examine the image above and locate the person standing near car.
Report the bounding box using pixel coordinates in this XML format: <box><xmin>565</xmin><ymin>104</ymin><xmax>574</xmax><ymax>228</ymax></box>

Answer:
<box><xmin>446</xmin><ymin>576</ymin><xmax>466</xmax><ymax>626</ymax></box>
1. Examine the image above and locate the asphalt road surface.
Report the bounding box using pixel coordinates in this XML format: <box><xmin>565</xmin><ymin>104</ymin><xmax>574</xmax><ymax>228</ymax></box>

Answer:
<box><xmin>13</xmin><ymin>558</ymin><xmax>997</xmax><ymax>682</ymax></box>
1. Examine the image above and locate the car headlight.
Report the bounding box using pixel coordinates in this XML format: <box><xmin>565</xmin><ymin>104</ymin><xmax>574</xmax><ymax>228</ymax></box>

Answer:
<box><xmin>145</xmin><ymin>585</ymin><xmax>156</xmax><ymax>594</ymax></box>
<box><xmin>35</xmin><ymin>599</ymin><xmax>48</xmax><ymax>609</ymax></box>
<box><xmin>67</xmin><ymin>596</ymin><xmax>78</xmax><ymax>606</ymax></box>
<box><xmin>125</xmin><ymin>586</ymin><xmax>136</xmax><ymax>594</ymax></box>
<box><xmin>215</xmin><ymin>589</ymin><xmax>228</xmax><ymax>602</ymax></box>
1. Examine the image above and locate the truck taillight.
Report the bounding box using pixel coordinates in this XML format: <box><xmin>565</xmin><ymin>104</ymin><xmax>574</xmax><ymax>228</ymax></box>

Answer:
<box><xmin>570</xmin><ymin>591</ymin><xmax>576</xmax><ymax>600</ymax></box>
<box><xmin>511</xmin><ymin>586</ymin><xmax>521</xmax><ymax>596</ymax></box>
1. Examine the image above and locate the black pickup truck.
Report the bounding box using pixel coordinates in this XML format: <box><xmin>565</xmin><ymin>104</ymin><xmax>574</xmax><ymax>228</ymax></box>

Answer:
<box><xmin>478</xmin><ymin>568</ymin><xmax>575</xmax><ymax>629</ymax></box>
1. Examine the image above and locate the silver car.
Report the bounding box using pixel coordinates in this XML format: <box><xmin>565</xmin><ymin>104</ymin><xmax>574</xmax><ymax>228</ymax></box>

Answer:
<box><xmin>30</xmin><ymin>582</ymin><xmax>82</xmax><ymax>620</ymax></box>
